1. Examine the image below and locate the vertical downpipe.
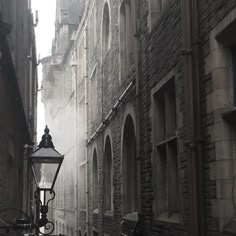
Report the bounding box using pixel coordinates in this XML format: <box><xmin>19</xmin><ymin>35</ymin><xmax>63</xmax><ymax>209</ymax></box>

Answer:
<box><xmin>22</xmin><ymin>145</ymin><xmax>30</xmax><ymax>215</ymax></box>
<box><xmin>191</xmin><ymin>0</ymin><xmax>205</xmax><ymax>234</ymax></box>
<box><xmin>133</xmin><ymin>0</ymin><xmax>141</xmax><ymax>219</ymax></box>
<box><xmin>181</xmin><ymin>0</ymin><xmax>205</xmax><ymax>235</ymax></box>
<box><xmin>73</xmin><ymin>45</ymin><xmax>79</xmax><ymax>236</ymax></box>
<box><xmin>28</xmin><ymin>46</ymin><xmax>33</xmax><ymax>135</ymax></box>
<box><xmin>84</xmin><ymin>27</ymin><xmax>89</xmax><ymax>235</ymax></box>
<box><xmin>101</xmin><ymin>46</ymin><xmax>105</xmax><ymax>236</ymax></box>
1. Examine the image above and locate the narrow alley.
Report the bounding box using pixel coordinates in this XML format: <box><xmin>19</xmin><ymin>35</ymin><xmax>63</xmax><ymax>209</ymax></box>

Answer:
<box><xmin>1</xmin><ymin>1</ymin><xmax>236</xmax><ymax>236</ymax></box>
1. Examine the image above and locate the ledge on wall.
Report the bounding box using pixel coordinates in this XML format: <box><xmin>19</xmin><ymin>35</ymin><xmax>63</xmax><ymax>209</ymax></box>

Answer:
<box><xmin>123</xmin><ymin>212</ymin><xmax>139</xmax><ymax>222</ymax></box>
<box><xmin>104</xmin><ymin>210</ymin><xmax>113</xmax><ymax>217</ymax></box>
<box><xmin>93</xmin><ymin>208</ymin><xmax>98</xmax><ymax>214</ymax></box>
<box><xmin>157</xmin><ymin>212</ymin><xmax>180</xmax><ymax>224</ymax></box>
<box><xmin>121</xmin><ymin>212</ymin><xmax>142</xmax><ymax>235</ymax></box>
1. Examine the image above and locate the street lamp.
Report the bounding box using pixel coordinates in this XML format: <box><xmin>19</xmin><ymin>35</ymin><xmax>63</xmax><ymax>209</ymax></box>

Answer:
<box><xmin>0</xmin><ymin>126</ymin><xmax>64</xmax><ymax>236</ymax></box>
<box><xmin>30</xmin><ymin>125</ymin><xmax>64</xmax><ymax>191</ymax></box>
<box><xmin>29</xmin><ymin>125</ymin><xmax>64</xmax><ymax>235</ymax></box>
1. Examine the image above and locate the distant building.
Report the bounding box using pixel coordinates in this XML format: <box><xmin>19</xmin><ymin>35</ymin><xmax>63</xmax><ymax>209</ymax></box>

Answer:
<box><xmin>0</xmin><ymin>0</ymin><xmax>37</xmax><ymax>229</ymax></box>
<box><xmin>41</xmin><ymin>0</ymin><xmax>86</xmax><ymax>236</ymax></box>
<box><xmin>43</xmin><ymin>0</ymin><xmax>236</xmax><ymax>235</ymax></box>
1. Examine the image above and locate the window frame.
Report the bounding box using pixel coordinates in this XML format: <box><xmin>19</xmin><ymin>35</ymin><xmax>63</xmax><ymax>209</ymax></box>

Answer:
<box><xmin>151</xmin><ymin>70</ymin><xmax>180</xmax><ymax>223</ymax></box>
<box><xmin>102</xmin><ymin>1</ymin><xmax>111</xmax><ymax>59</ymax></box>
<box><xmin>89</xmin><ymin>66</ymin><xmax>97</xmax><ymax>124</ymax></box>
<box><xmin>79</xmin><ymin>161</ymin><xmax>87</xmax><ymax>210</ymax></box>
<box><xmin>92</xmin><ymin>149</ymin><xmax>99</xmax><ymax>211</ymax></box>
<box><xmin>119</xmin><ymin>0</ymin><xmax>135</xmax><ymax>81</ymax></box>
<box><xmin>121</xmin><ymin>113</ymin><xmax>138</xmax><ymax>216</ymax></box>
<box><xmin>103</xmin><ymin>135</ymin><xmax>113</xmax><ymax>214</ymax></box>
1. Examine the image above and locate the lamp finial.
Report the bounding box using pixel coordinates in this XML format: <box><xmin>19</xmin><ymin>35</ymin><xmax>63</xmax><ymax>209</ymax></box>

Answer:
<box><xmin>38</xmin><ymin>125</ymin><xmax>54</xmax><ymax>148</ymax></box>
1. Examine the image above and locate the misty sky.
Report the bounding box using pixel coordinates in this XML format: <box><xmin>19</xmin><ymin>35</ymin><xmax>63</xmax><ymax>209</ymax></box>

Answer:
<box><xmin>31</xmin><ymin>0</ymin><xmax>56</xmax><ymax>141</ymax></box>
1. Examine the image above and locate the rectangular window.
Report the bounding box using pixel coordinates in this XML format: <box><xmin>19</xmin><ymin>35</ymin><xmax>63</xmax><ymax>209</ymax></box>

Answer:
<box><xmin>77</xmin><ymin>34</ymin><xmax>87</xmax><ymax>85</ymax></box>
<box><xmin>78</xmin><ymin>97</ymin><xmax>86</xmax><ymax>141</ymax></box>
<box><xmin>90</xmin><ymin>68</ymin><xmax>97</xmax><ymax>124</ymax></box>
<box><xmin>89</xmin><ymin>5</ymin><xmax>96</xmax><ymax>58</ymax></box>
<box><xmin>80</xmin><ymin>163</ymin><xmax>86</xmax><ymax>210</ymax></box>
<box><xmin>92</xmin><ymin>153</ymin><xmax>98</xmax><ymax>210</ymax></box>
<box><xmin>152</xmin><ymin>77</ymin><xmax>179</xmax><ymax>220</ymax></box>
<box><xmin>231</xmin><ymin>47</ymin><xmax>236</xmax><ymax>105</ymax></box>
<box><xmin>69</xmin><ymin>172</ymin><xmax>74</xmax><ymax>209</ymax></box>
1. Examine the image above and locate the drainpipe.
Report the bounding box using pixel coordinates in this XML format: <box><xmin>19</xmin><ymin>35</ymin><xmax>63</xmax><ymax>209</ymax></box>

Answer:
<box><xmin>101</xmin><ymin>42</ymin><xmax>105</xmax><ymax>236</ymax></box>
<box><xmin>73</xmin><ymin>48</ymin><xmax>79</xmax><ymax>236</ymax></box>
<box><xmin>133</xmin><ymin>0</ymin><xmax>141</xmax><ymax>220</ymax></box>
<box><xmin>191</xmin><ymin>0</ymin><xmax>205</xmax><ymax>234</ymax></box>
<box><xmin>181</xmin><ymin>0</ymin><xmax>205</xmax><ymax>236</ymax></box>
<box><xmin>28</xmin><ymin>44</ymin><xmax>33</xmax><ymax>138</ymax></box>
<box><xmin>84</xmin><ymin>28</ymin><xmax>89</xmax><ymax>235</ymax></box>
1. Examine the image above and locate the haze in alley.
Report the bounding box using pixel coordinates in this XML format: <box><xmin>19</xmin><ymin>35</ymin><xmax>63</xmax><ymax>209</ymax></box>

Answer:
<box><xmin>1</xmin><ymin>1</ymin><xmax>236</xmax><ymax>236</ymax></box>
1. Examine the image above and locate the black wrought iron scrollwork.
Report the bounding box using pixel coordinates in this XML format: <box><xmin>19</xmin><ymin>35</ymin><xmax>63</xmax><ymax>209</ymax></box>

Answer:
<box><xmin>34</xmin><ymin>189</ymin><xmax>43</xmax><ymax>207</ymax></box>
<box><xmin>34</xmin><ymin>188</ymin><xmax>56</xmax><ymax>235</ymax></box>
<box><xmin>0</xmin><ymin>189</ymin><xmax>56</xmax><ymax>235</ymax></box>
<box><xmin>38</xmin><ymin>220</ymin><xmax>55</xmax><ymax>235</ymax></box>
<box><xmin>46</xmin><ymin>190</ymin><xmax>55</xmax><ymax>206</ymax></box>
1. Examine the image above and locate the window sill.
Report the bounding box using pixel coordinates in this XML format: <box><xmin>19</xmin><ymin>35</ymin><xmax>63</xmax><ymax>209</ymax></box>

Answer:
<box><xmin>123</xmin><ymin>212</ymin><xmax>139</xmax><ymax>222</ymax></box>
<box><xmin>104</xmin><ymin>210</ymin><xmax>113</xmax><ymax>217</ymax></box>
<box><xmin>156</xmin><ymin>212</ymin><xmax>180</xmax><ymax>224</ymax></box>
<box><xmin>93</xmin><ymin>208</ymin><xmax>99</xmax><ymax>214</ymax></box>
<box><xmin>79</xmin><ymin>208</ymin><xmax>87</xmax><ymax>212</ymax></box>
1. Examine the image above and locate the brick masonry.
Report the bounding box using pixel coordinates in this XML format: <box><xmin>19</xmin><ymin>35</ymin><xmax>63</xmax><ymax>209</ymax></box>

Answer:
<box><xmin>43</xmin><ymin>0</ymin><xmax>236</xmax><ymax>235</ymax></box>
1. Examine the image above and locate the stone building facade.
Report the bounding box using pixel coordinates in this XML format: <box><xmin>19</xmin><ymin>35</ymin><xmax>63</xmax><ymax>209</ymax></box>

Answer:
<box><xmin>0</xmin><ymin>0</ymin><xmax>38</xmax><ymax>229</ymax></box>
<box><xmin>41</xmin><ymin>0</ymin><xmax>86</xmax><ymax>236</ymax></box>
<box><xmin>42</xmin><ymin>0</ymin><xmax>236</xmax><ymax>235</ymax></box>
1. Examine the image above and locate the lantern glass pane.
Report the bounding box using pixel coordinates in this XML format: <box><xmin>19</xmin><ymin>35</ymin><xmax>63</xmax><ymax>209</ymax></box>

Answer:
<box><xmin>32</xmin><ymin>162</ymin><xmax>59</xmax><ymax>189</ymax></box>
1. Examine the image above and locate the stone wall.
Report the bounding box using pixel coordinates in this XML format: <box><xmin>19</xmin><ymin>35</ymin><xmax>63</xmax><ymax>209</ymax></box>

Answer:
<box><xmin>138</xmin><ymin>0</ymin><xmax>187</xmax><ymax>235</ymax></box>
<box><xmin>199</xmin><ymin>1</ymin><xmax>236</xmax><ymax>235</ymax></box>
<box><xmin>43</xmin><ymin>0</ymin><xmax>236</xmax><ymax>235</ymax></box>
<box><xmin>0</xmin><ymin>0</ymin><xmax>37</xmax><ymax>229</ymax></box>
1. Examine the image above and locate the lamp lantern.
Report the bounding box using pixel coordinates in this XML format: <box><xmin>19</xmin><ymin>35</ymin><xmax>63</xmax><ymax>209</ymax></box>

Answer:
<box><xmin>0</xmin><ymin>126</ymin><xmax>64</xmax><ymax>236</ymax></box>
<box><xmin>29</xmin><ymin>126</ymin><xmax>64</xmax><ymax>191</ymax></box>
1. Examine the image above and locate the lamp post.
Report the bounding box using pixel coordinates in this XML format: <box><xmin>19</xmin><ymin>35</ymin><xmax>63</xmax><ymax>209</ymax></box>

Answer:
<box><xmin>0</xmin><ymin>126</ymin><xmax>63</xmax><ymax>236</ymax></box>
<box><xmin>29</xmin><ymin>125</ymin><xmax>64</xmax><ymax>235</ymax></box>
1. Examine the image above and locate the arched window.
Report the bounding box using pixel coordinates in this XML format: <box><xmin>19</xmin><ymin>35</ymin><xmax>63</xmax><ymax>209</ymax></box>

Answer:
<box><xmin>102</xmin><ymin>2</ymin><xmax>110</xmax><ymax>57</ymax></box>
<box><xmin>70</xmin><ymin>227</ymin><xmax>74</xmax><ymax>236</ymax></box>
<box><xmin>59</xmin><ymin>223</ymin><xmax>61</xmax><ymax>234</ymax></box>
<box><xmin>122</xmin><ymin>115</ymin><xmax>137</xmax><ymax>214</ymax></box>
<box><xmin>92</xmin><ymin>149</ymin><xmax>99</xmax><ymax>209</ymax></box>
<box><xmin>78</xmin><ymin>230</ymin><xmax>82</xmax><ymax>236</ymax></box>
<box><xmin>119</xmin><ymin>0</ymin><xmax>134</xmax><ymax>80</ymax></box>
<box><xmin>104</xmin><ymin>136</ymin><xmax>113</xmax><ymax>212</ymax></box>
